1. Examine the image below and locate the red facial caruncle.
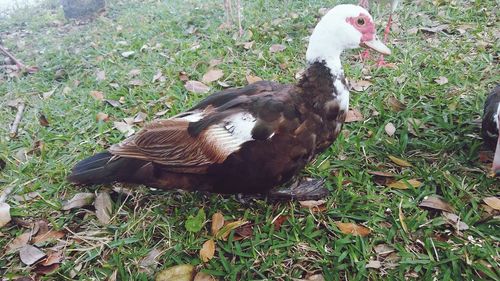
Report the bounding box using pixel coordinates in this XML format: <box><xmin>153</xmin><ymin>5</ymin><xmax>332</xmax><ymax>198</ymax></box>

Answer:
<box><xmin>346</xmin><ymin>13</ymin><xmax>375</xmax><ymax>42</ymax></box>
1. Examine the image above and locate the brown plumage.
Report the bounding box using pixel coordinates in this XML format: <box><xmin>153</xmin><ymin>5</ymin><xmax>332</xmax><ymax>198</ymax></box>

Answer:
<box><xmin>68</xmin><ymin>4</ymin><xmax>391</xmax><ymax>199</ymax></box>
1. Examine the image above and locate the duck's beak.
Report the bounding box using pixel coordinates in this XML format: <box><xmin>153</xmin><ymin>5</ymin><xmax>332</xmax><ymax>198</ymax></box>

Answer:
<box><xmin>493</xmin><ymin>133</ymin><xmax>500</xmax><ymax>177</ymax></box>
<box><xmin>361</xmin><ymin>35</ymin><xmax>391</xmax><ymax>55</ymax></box>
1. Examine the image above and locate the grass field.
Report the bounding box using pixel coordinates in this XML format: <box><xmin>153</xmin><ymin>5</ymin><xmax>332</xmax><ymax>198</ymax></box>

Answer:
<box><xmin>0</xmin><ymin>0</ymin><xmax>499</xmax><ymax>280</ymax></box>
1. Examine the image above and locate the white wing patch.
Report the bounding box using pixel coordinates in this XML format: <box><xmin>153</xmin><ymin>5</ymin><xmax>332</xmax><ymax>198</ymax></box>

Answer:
<box><xmin>334</xmin><ymin>79</ymin><xmax>349</xmax><ymax>111</ymax></box>
<box><xmin>178</xmin><ymin>112</ymin><xmax>204</xmax><ymax>122</ymax></box>
<box><xmin>205</xmin><ymin>112</ymin><xmax>256</xmax><ymax>156</ymax></box>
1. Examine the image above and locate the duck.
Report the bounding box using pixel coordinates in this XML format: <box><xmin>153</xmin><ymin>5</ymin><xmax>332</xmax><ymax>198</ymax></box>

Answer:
<box><xmin>482</xmin><ymin>85</ymin><xmax>500</xmax><ymax>176</ymax></box>
<box><xmin>68</xmin><ymin>4</ymin><xmax>391</xmax><ymax>200</ymax></box>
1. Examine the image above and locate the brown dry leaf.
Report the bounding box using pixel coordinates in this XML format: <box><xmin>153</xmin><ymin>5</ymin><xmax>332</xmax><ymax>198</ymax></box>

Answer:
<box><xmin>387</xmin><ymin>179</ymin><xmax>422</xmax><ymax>189</ymax></box>
<box><xmin>387</xmin><ymin>96</ymin><xmax>406</xmax><ymax>111</ymax></box>
<box><xmin>34</xmin><ymin>263</ymin><xmax>60</xmax><ymax>275</ymax></box>
<box><xmin>90</xmin><ymin>91</ymin><xmax>105</xmax><ymax>101</ymax></box>
<box><xmin>202</xmin><ymin>69</ymin><xmax>224</xmax><ymax>84</ymax></box>
<box><xmin>398</xmin><ymin>199</ymin><xmax>408</xmax><ymax>233</ymax></box>
<box><xmin>234</xmin><ymin>223</ymin><xmax>254</xmax><ymax>240</ymax></box>
<box><xmin>269</xmin><ymin>44</ymin><xmax>286</xmax><ymax>53</ymax></box>
<box><xmin>140</xmin><ymin>248</ymin><xmax>162</xmax><ymax>272</ymax></box>
<box><xmin>41</xmin><ymin>250</ymin><xmax>63</xmax><ymax>266</ymax></box>
<box><xmin>32</xmin><ymin>230</ymin><xmax>65</xmax><ymax>244</ymax></box>
<box><xmin>299</xmin><ymin>200</ymin><xmax>326</xmax><ymax>208</ymax></box>
<box><xmin>199</xmin><ymin>239</ymin><xmax>215</xmax><ymax>262</ymax></box>
<box><xmin>350</xmin><ymin>80</ymin><xmax>373</xmax><ymax>92</ymax></box>
<box><xmin>114</xmin><ymin>121</ymin><xmax>134</xmax><ymax>136</ymax></box>
<box><xmin>5</xmin><ymin>232</ymin><xmax>30</xmax><ymax>253</ymax></box>
<box><xmin>193</xmin><ymin>272</ymin><xmax>216</xmax><ymax>281</ymax></box>
<box><xmin>374</xmin><ymin>244</ymin><xmax>395</xmax><ymax>256</ymax></box>
<box><xmin>96</xmin><ymin>112</ymin><xmax>109</xmax><ymax>122</ymax></box>
<box><xmin>96</xmin><ymin>69</ymin><xmax>106</xmax><ymax>81</ymax></box>
<box><xmin>19</xmin><ymin>245</ymin><xmax>46</xmax><ymax>266</ymax></box>
<box><xmin>335</xmin><ymin>222</ymin><xmax>371</xmax><ymax>236</ymax></box>
<box><xmin>39</xmin><ymin>114</ymin><xmax>50</xmax><ymax>127</ymax></box>
<box><xmin>155</xmin><ymin>264</ymin><xmax>195</xmax><ymax>281</ymax></box>
<box><xmin>385</xmin><ymin>122</ymin><xmax>396</xmax><ymax>136</ymax></box>
<box><xmin>185</xmin><ymin>81</ymin><xmax>210</xmax><ymax>94</ymax></box>
<box><xmin>442</xmin><ymin>212</ymin><xmax>469</xmax><ymax>231</ymax></box>
<box><xmin>368</xmin><ymin>171</ymin><xmax>396</xmax><ymax>177</ymax></box>
<box><xmin>95</xmin><ymin>192</ymin><xmax>113</xmax><ymax>224</ymax></box>
<box><xmin>483</xmin><ymin>197</ymin><xmax>500</xmax><ymax>210</ymax></box>
<box><xmin>179</xmin><ymin>71</ymin><xmax>189</xmax><ymax>81</ymax></box>
<box><xmin>0</xmin><ymin>202</ymin><xmax>11</xmax><ymax>228</ymax></box>
<box><xmin>209</xmin><ymin>59</ymin><xmax>222</xmax><ymax>68</ymax></box>
<box><xmin>134</xmin><ymin>112</ymin><xmax>147</xmax><ymax>123</ymax></box>
<box><xmin>121</xmin><ymin>51</ymin><xmax>135</xmax><ymax>58</ymax></box>
<box><xmin>128</xmin><ymin>69</ymin><xmax>141</xmax><ymax>77</ymax></box>
<box><xmin>388</xmin><ymin>155</ymin><xmax>412</xmax><ymax>167</ymax></box>
<box><xmin>365</xmin><ymin>260</ymin><xmax>382</xmax><ymax>269</ymax></box>
<box><xmin>211</xmin><ymin>213</ymin><xmax>224</xmax><ymax>236</ymax></box>
<box><xmin>420</xmin><ymin>24</ymin><xmax>449</xmax><ymax>34</ymax></box>
<box><xmin>216</xmin><ymin>220</ymin><xmax>248</xmax><ymax>240</ymax></box>
<box><xmin>110</xmin><ymin>83</ymin><xmax>120</xmax><ymax>89</ymax></box>
<box><xmin>152</xmin><ymin>70</ymin><xmax>165</xmax><ymax>83</ymax></box>
<box><xmin>419</xmin><ymin>196</ymin><xmax>455</xmax><ymax>213</ymax></box>
<box><xmin>297</xmin><ymin>274</ymin><xmax>325</xmax><ymax>281</ymax></box>
<box><xmin>61</xmin><ymin>193</ymin><xmax>95</xmax><ymax>211</ymax></box>
<box><xmin>246</xmin><ymin>75</ymin><xmax>263</xmax><ymax>84</ymax></box>
<box><xmin>434</xmin><ymin>76</ymin><xmax>448</xmax><ymax>85</ymax></box>
<box><xmin>105</xmin><ymin>99</ymin><xmax>121</xmax><ymax>107</ymax></box>
<box><xmin>272</xmin><ymin>215</ymin><xmax>289</xmax><ymax>231</ymax></box>
<box><xmin>129</xmin><ymin>79</ymin><xmax>144</xmax><ymax>86</ymax></box>
<box><xmin>345</xmin><ymin>109</ymin><xmax>364</xmax><ymax>123</ymax></box>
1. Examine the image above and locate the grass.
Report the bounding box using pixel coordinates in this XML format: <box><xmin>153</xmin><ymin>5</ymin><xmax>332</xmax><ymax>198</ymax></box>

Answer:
<box><xmin>0</xmin><ymin>0</ymin><xmax>499</xmax><ymax>280</ymax></box>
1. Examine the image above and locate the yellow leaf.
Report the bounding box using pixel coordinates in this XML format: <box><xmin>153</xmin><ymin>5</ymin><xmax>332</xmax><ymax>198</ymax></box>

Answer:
<box><xmin>398</xmin><ymin>199</ymin><xmax>408</xmax><ymax>233</ymax></box>
<box><xmin>199</xmin><ymin>239</ymin><xmax>215</xmax><ymax>262</ymax></box>
<box><xmin>335</xmin><ymin>222</ymin><xmax>371</xmax><ymax>237</ymax></box>
<box><xmin>155</xmin><ymin>264</ymin><xmax>194</xmax><ymax>281</ymax></box>
<box><xmin>211</xmin><ymin>213</ymin><xmax>225</xmax><ymax>236</ymax></box>
<box><xmin>483</xmin><ymin>197</ymin><xmax>500</xmax><ymax>211</ymax></box>
<box><xmin>388</xmin><ymin>155</ymin><xmax>412</xmax><ymax>167</ymax></box>
<box><xmin>387</xmin><ymin>179</ymin><xmax>422</xmax><ymax>189</ymax></box>
<box><xmin>215</xmin><ymin>220</ymin><xmax>248</xmax><ymax>240</ymax></box>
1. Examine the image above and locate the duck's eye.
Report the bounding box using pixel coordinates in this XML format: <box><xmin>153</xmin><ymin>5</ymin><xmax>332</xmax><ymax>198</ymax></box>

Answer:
<box><xmin>357</xmin><ymin>18</ymin><xmax>365</xmax><ymax>25</ymax></box>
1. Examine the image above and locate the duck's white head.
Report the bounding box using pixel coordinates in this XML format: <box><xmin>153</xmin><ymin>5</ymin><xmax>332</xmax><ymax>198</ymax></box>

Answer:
<box><xmin>306</xmin><ymin>4</ymin><xmax>391</xmax><ymax>74</ymax></box>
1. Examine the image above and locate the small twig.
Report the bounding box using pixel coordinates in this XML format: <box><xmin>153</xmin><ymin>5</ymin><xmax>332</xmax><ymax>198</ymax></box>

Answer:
<box><xmin>0</xmin><ymin>44</ymin><xmax>39</xmax><ymax>73</ymax></box>
<box><xmin>9</xmin><ymin>101</ymin><xmax>26</xmax><ymax>138</ymax></box>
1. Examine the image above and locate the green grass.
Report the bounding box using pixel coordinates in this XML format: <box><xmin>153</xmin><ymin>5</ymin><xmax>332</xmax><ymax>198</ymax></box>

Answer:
<box><xmin>1</xmin><ymin>0</ymin><xmax>499</xmax><ymax>280</ymax></box>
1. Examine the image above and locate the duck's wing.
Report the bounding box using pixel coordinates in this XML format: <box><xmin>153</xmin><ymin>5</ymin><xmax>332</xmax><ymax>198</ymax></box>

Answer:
<box><xmin>109</xmin><ymin>81</ymin><xmax>297</xmax><ymax>172</ymax></box>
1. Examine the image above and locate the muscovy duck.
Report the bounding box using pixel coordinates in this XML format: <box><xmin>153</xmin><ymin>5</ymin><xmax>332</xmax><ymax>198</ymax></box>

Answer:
<box><xmin>482</xmin><ymin>85</ymin><xmax>500</xmax><ymax>176</ymax></box>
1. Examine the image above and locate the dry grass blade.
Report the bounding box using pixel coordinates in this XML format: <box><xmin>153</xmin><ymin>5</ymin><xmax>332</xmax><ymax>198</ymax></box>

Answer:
<box><xmin>388</xmin><ymin>155</ymin><xmax>412</xmax><ymax>167</ymax></box>
<box><xmin>215</xmin><ymin>220</ymin><xmax>248</xmax><ymax>240</ymax></box>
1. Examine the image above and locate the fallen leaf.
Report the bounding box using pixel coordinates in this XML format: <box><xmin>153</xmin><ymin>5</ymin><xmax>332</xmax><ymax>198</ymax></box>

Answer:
<box><xmin>95</xmin><ymin>192</ymin><xmax>113</xmax><ymax>224</ymax></box>
<box><xmin>185</xmin><ymin>81</ymin><xmax>210</xmax><ymax>94</ymax></box>
<box><xmin>398</xmin><ymin>199</ymin><xmax>408</xmax><ymax>233</ymax></box>
<box><xmin>129</xmin><ymin>79</ymin><xmax>144</xmax><ymax>86</ymax></box>
<box><xmin>434</xmin><ymin>76</ymin><xmax>448</xmax><ymax>85</ymax></box>
<box><xmin>269</xmin><ymin>44</ymin><xmax>286</xmax><ymax>53</ymax></box>
<box><xmin>155</xmin><ymin>264</ymin><xmax>195</xmax><ymax>281</ymax></box>
<box><xmin>0</xmin><ymin>202</ymin><xmax>11</xmax><ymax>228</ymax></box>
<box><xmin>419</xmin><ymin>196</ymin><xmax>455</xmax><ymax>213</ymax></box>
<box><xmin>419</xmin><ymin>24</ymin><xmax>449</xmax><ymax>34</ymax></box>
<box><xmin>242</xmin><ymin>41</ymin><xmax>254</xmax><ymax>50</ymax></box>
<box><xmin>199</xmin><ymin>239</ymin><xmax>215</xmax><ymax>262</ymax></box>
<box><xmin>246</xmin><ymin>75</ymin><xmax>262</xmax><ymax>84</ymax></box>
<box><xmin>96</xmin><ymin>112</ymin><xmax>109</xmax><ymax>122</ymax></box>
<box><xmin>39</xmin><ymin>114</ymin><xmax>50</xmax><ymax>127</ymax></box>
<box><xmin>121</xmin><ymin>51</ymin><xmax>135</xmax><ymax>58</ymax></box>
<box><xmin>335</xmin><ymin>222</ymin><xmax>371</xmax><ymax>236</ymax></box>
<box><xmin>179</xmin><ymin>71</ymin><xmax>189</xmax><ymax>81</ymax></box>
<box><xmin>234</xmin><ymin>223</ymin><xmax>254</xmax><ymax>240</ymax></box>
<box><xmin>272</xmin><ymin>215</ymin><xmax>289</xmax><ymax>230</ymax></box>
<box><xmin>209</xmin><ymin>59</ymin><xmax>222</xmax><ymax>68</ymax></box>
<box><xmin>211</xmin><ymin>213</ymin><xmax>224</xmax><ymax>236</ymax></box>
<box><xmin>140</xmin><ymin>248</ymin><xmax>162</xmax><ymax>270</ymax></box>
<box><xmin>365</xmin><ymin>260</ymin><xmax>381</xmax><ymax>269</ymax></box>
<box><xmin>193</xmin><ymin>272</ymin><xmax>216</xmax><ymax>281</ymax></box>
<box><xmin>385</xmin><ymin>122</ymin><xmax>396</xmax><ymax>136</ymax></box>
<box><xmin>5</xmin><ymin>232</ymin><xmax>30</xmax><ymax>253</ymax></box>
<box><xmin>216</xmin><ymin>220</ymin><xmax>248</xmax><ymax>240</ymax></box>
<box><xmin>299</xmin><ymin>200</ymin><xmax>326</xmax><ymax>208</ymax></box>
<box><xmin>96</xmin><ymin>69</ymin><xmax>106</xmax><ymax>81</ymax></box>
<box><xmin>114</xmin><ymin>121</ymin><xmax>134</xmax><ymax>136</ymax></box>
<box><xmin>345</xmin><ymin>109</ymin><xmax>364</xmax><ymax>123</ymax></box>
<box><xmin>442</xmin><ymin>212</ymin><xmax>469</xmax><ymax>231</ymax></box>
<box><xmin>128</xmin><ymin>69</ymin><xmax>141</xmax><ymax>77</ymax></box>
<box><xmin>105</xmin><ymin>99</ymin><xmax>121</xmax><ymax>107</ymax></box>
<box><xmin>217</xmin><ymin>80</ymin><xmax>230</xmax><ymax>88</ymax></box>
<box><xmin>368</xmin><ymin>171</ymin><xmax>396</xmax><ymax>177</ymax></box>
<box><xmin>61</xmin><ymin>193</ymin><xmax>95</xmax><ymax>211</ymax></box>
<box><xmin>41</xmin><ymin>250</ymin><xmax>63</xmax><ymax>266</ymax></box>
<box><xmin>185</xmin><ymin>209</ymin><xmax>206</xmax><ymax>233</ymax></box>
<box><xmin>152</xmin><ymin>70</ymin><xmax>164</xmax><ymax>83</ymax></box>
<box><xmin>483</xmin><ymin>197</ymin><xmax>500</xmax><ymax>210</ymax></box>
<box><xmin>350</xmin><ymin>80</ymin><xmax>373</xmax><ymax>92</ymax></box>
<box><xmin>388</xmin><ymin>155</ymin><xmax>412</xmax><ymax>167</ymax></box>
<box><xmin>90</xmin><ymin>91</ymin><xmax>105</xmax><ymax>101</ymax></box>
<box><xmin>34</xmin><ymin>263</ymin><xmax>60</xmax><ymax>275</ymax></box>
<box><xmin>109</xmin><ymin>83</ymin><xmax>120</xmax><ymax>89</ymax></box>
<box><xmin>32</xmin><ymin>230</ymin><xmax>65</xmax><ymax>244</ymax></box>
<box><xmin>387</xmin><ymin>179</ymin><xmax>422</xmax><ymax>189</ymax></box>
<box><xmin>202</xmin><ymin>69</ymin><xmax>224</xmax><ymax>84</ymax></box>
<box><xmin>134</xmin><ymin>112</ymin><xmax>147</xmax><ymax>123</ymax></box>
<box><xmin>387</xmin><ymin>96</ymin><xmax>406</xmax><ymax>111</ymax></box>
<box><xmin>300</xmin><ymin>274</ymin><xmax>325</xmax><ymax>281</ymax></box>
<box><xmin>19</xmin><ymin>245</ymin><xmax>46</xmax><ymax>266</ymax></box>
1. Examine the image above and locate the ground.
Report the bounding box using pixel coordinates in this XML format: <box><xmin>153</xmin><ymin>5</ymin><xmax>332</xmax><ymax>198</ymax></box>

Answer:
<box><xmin>0</xmin><ymin>0</ymin><xmax>499</xmax><ymax>280</ymax></box>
